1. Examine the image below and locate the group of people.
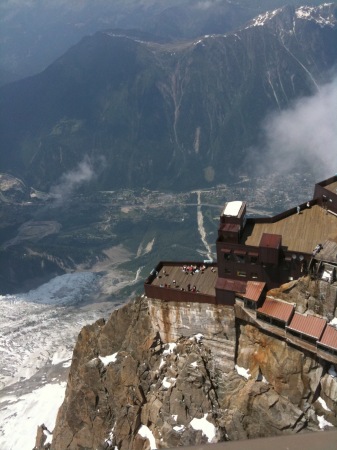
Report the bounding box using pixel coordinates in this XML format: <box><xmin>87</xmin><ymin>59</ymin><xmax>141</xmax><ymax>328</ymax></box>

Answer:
<box><xmin>159</xmin><ymin>282</ymin><xmax>199</xmax><ymax>292</ymax></box>
<box><xmin>181</xmin><ymin>264</ymin><xmax>206</xmax><ymax>274</ymax></box>
<box><xmin>158</xmin><ymin>263</ymin><xmax>217</xmax><ymax>293</ymax></box>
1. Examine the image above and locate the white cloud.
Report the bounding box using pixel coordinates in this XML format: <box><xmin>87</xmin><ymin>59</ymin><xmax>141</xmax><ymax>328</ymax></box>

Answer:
<box><xmin>246</xmin><ymin>75</ymin><xmax>337</xmax><ymax>180</ymax></box>
<box><xmin>50</xmin><ymin>156</ymin><xmax>97</xmax><ymax>205</ymax></box>
<box><xmin>195</xmin><ymin>0</ymin><xmax>222</xmax><ymax>10</ymax></box>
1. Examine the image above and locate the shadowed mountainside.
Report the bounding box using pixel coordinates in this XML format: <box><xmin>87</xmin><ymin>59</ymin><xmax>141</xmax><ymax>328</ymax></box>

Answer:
<box><xmin>1</xmin><ymin>4</ymin><xmax>337</xmax><ymax>192</ymax></box>
<box><xmin>2</xmin><ymin>0</ymin><xmax>335</xmax><ymax>82</ymax></box>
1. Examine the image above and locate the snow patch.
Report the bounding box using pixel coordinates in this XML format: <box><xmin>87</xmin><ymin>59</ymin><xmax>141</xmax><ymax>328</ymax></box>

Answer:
<box><xmin>105</xmin><ymin>425</ymin><xmax>115</xmax><ymax>447</ymax></box>
<box><xmin>99</xmin><ymin>352</ymin><xmax>118</xmax><ymax>366</ymax></box>
<box><xmin>247</xmin><ymin>8</ymin><xmax>282</xmax><ymax>28</ymax></box>
<box><xmin>163</xmin><ymin>343</ymin><xmax>176</xmax><ymax>356</ymax></box>
<box><xmin>317</xmin><ymin>415</ymin><xmax>334</xmax><ymax>429</ymax></box>
<box><xmin>159</xmin><ymin>358</ymin><xmax>165</xmax><ymax>369</ymax></box>
<box><xmin>173</xmin><ymin>424</ymin><xmax>185</xmax><ymax>432</ymax></box>
<box><xmin>296</xmin><ymin>5</ymin><xmax>336</xmax><ymax>27</ymax></box>
<box><xmin>329</xmin><ymin>317</ymin><xmax>337</xmax><ymax>327</ymax></box>
<box><xmin>256</xmin><ymin>372</ymin><xmax>268</xmax><ymax>383</ymax></box>
<box><xmin>317</xmin><ymin>397</ymin><xmax>331</xmax><ymax>411</ymax></box>
<box><xmin>193</xmin><ymin>333</ymin><xmax>204</xmax><ymax>343</ymax></box>
<box><xmin>190</xmin><ymin>414</ymin><xmax>216</xmax><ymax>443</ymax></box>
<box><xmin>0</xmin><ymin>382</ymin><xmax>66</xmax><ymax>450</ymax></box>
<box><xmin>43</xmin><ymin>428</ymin><xmax>53</xmax><ymax>445</ymax></box>
<box><xmin>235</xmin><ymin>364</ymin><xmax>251</xmax><ymax>380</ymax></box>
<box><xmin>162</xmin><ymin>377</ymin><xmax>176</xmax><ymax>389</ymax></box>
<box><xmin>138</xmin><ymin>424</ymin><xmax>157</xmax><ymax>449</ymax></box>
<box><xmin>51</xmin><ymin>346</ymin><xmax>72</xmax><ymax>365</ymax></box>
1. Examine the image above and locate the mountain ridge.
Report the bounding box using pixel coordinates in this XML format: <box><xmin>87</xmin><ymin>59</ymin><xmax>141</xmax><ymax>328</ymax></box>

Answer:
<box><xmin>1</xmin><ymin>4</ymin><xmax>336</xmax><ymax>192</ymax></box>
<box><xmin>4</xmin><ymin>0</ymin><xmax>334</xmax><ymax>82</ymax></box>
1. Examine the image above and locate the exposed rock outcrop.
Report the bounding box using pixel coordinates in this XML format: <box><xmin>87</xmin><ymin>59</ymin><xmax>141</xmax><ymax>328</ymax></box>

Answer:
<box><xmin>35</xmin><ymin>296</ymin><xmax>337</xmax><ymax>450</ymax></box>
<box><xmin>268</xmin><ymin>276</ymin><xmax>337</xmax><ymax>318</ymax></box>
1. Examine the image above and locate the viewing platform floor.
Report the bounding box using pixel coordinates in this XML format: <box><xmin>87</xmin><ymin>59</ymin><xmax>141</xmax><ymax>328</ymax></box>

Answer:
<box><xmin>242</xmin><ymin>205</ymin><xmax>337</xmax><ymax>254</ymax></box>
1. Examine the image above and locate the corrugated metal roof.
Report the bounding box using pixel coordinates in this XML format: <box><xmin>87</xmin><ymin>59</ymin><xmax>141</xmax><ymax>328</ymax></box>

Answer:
<box><xmin>318</xmin><ymin>325</ymin><xmax>337</xmax><ymax>350</ymax></box>
<box><xmin>215</xmin><ymin>278</ymin><xmax>246</xmax><ymax>293</ymax></box>
<box><xmin>259</xmin><ymin>233</ymin><xmax>282</xmax><ymax>249</ymax></box>
<box><xmin>257</xmin><ymin>297</ymin><xmax>294</xmax><ymax>322</ymax></box>
<box><xmin>287</xmin><ymin>313</ymin><xmax>326</xmax><ymax>339</ymax></box>
<box><xmin>244</xmin><ymin>281</ymin><xmax>266</xmax><ymax>302</ymax></box>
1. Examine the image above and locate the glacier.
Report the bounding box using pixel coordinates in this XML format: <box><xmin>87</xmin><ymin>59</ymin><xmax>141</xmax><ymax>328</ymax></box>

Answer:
<box><xmin>0</xmin><ymin>271</ymin><xmax>121</xmax><ymax>450</ymax></box>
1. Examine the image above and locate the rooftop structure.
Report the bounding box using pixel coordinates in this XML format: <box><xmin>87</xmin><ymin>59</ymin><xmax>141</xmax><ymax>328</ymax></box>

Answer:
<box><xmin>287</xmin><ymin>313</ymin><xmax>327</xmax><ymax>341</ymax></box>
<box><xmin>318</xmin><ymin>325</ymin><xmax>337</xmax><ymax>356</ymax></box>
<box><xmin>144</xmin><ymin>175</ymin><xmax>337</xmax><ymax>364</ymax></box>
<box><xmin>241</xmin><ymin>205</ymin><xmax>337</xmax><ymax>254</ymax></box>
<box><xmin>257</xmin><ymin>297</ymin><xmax>294</xmax><ymax>326</ymax></box>
<box><xmin>222</xmin><ymin>201</ymin><xmax>244</xmax><ymax>217</ymax></box>
<box><xmin>216</xmin><ymin>176</ymin><xmax>337</xmax><ymax>291</ymax></box>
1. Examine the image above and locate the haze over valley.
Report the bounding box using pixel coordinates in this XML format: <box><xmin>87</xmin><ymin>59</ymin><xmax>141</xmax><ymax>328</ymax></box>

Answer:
<box><xmin>0</xmin><ymin>1</ymin><xmax>337</xmax><ymax>449</ymax></box>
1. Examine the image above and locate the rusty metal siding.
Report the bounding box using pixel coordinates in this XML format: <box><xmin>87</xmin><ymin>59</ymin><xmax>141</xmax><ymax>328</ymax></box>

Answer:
<box><xmin>144</xmin><ymin>284</ymin><xmax>216</xmax><ymax>304</ymax></box>
<box><xmin>257</xmin><ymin>297</ymin><xmax>294</xmax><ymax>323</ymax></box>
<box><xmin>222</xmin><ymin>223</ymin><xmax>240</xmax><ymax>232</ymax></box>
<box><xmin>259</xmin><ymin>233</ymin><xmax>282</xmax><ymax>249</ymax></box>
<box><xmin>318</xmin><ymin>325</ymin><xmax>337</xmax><ymax>350</ymax></box>
<box><xmin>287</xmin><ymin>313</ymin><xmax>327</xmax><ymax>340</ymax></box>
<box><xmin>259</xmin><ymin>233</ymin><xmax>282</xmax><ymax>265</ymax></box>
<box><xmin>215</xmin><ymin>288</ymin><xmax>235</xmax><ymax>306</ymax></box>
<box><xmin>215</xmin><ymin>277</ymin><xmax>246</xmax><ymax>293</ymax></box>
<box><xmin>244</xmin><ymin>281</ymin><xmax>266</xmax><ymax>302</ymax></box>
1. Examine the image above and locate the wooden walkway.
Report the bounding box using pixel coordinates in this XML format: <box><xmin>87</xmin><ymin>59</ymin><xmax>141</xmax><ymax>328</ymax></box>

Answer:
<box><xmin>242</xmin><ymin>205</ymin><xmax>337</xmax><ymax>254</ymax></box>
<box><xmin>151</xmin><ymin>264</ymin><xmax>218</xmax><ymax>295</ymax></box>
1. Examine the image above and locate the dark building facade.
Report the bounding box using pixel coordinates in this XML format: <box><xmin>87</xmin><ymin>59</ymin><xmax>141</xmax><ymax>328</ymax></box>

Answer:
<box><xmin>216</xmin><ymin>175</ymin><xmax>337</xmax><ymax>297</ymax></box>
<box><xmin>145</xmin><ymin>175</ymin><xmax>337</xmax><ymax>306</ymax></box>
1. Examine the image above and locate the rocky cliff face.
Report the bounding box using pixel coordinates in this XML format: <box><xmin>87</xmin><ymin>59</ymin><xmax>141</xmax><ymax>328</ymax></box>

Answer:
<box><xmin>34</xmin><ymin>294</ymin><xmax>337</xmax><ymax>450</ymax></box>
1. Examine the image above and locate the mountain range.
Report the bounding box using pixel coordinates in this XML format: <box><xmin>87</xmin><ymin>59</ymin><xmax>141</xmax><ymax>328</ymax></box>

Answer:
<box><xmin>1</xmin><ymin>0</ymin><xmax>335</xmax><ymax>83</ymax></box>
<box><xmin>0</xmin><ymin>3</ymin><xmax>337</xmax><ymax>192</ymax></box>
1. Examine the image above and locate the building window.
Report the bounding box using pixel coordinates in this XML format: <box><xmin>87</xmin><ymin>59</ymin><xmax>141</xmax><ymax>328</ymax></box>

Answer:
<box><xmin>225</xmin><ymin>268</ymin><xmax>231</xmax><ymax>274</ymax></box>
<box><xmin>237</xmin><ymin>270</ymin><xmax>246</xmax><ymax>277</ymax></box>
<box><xmin>250</xmin><ymin>256</ymin><xmax>258</xmax><ymax>264</ymax></box>
<box><xmin>251</xmin><ymin>273</ymin><xmax>258</xmax><ymax>279</ymax></box>
<box><xmin>235</xmin><ymin>254</ymin><xmax>245</xmax><ymax>263</ymax></box>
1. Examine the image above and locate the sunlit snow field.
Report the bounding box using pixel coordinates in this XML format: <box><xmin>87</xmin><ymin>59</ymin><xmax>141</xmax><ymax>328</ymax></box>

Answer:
<box><xmin>0</xmin><ymin>272</ymin><xmax>122</xmax><ymax>450</ymax></box>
